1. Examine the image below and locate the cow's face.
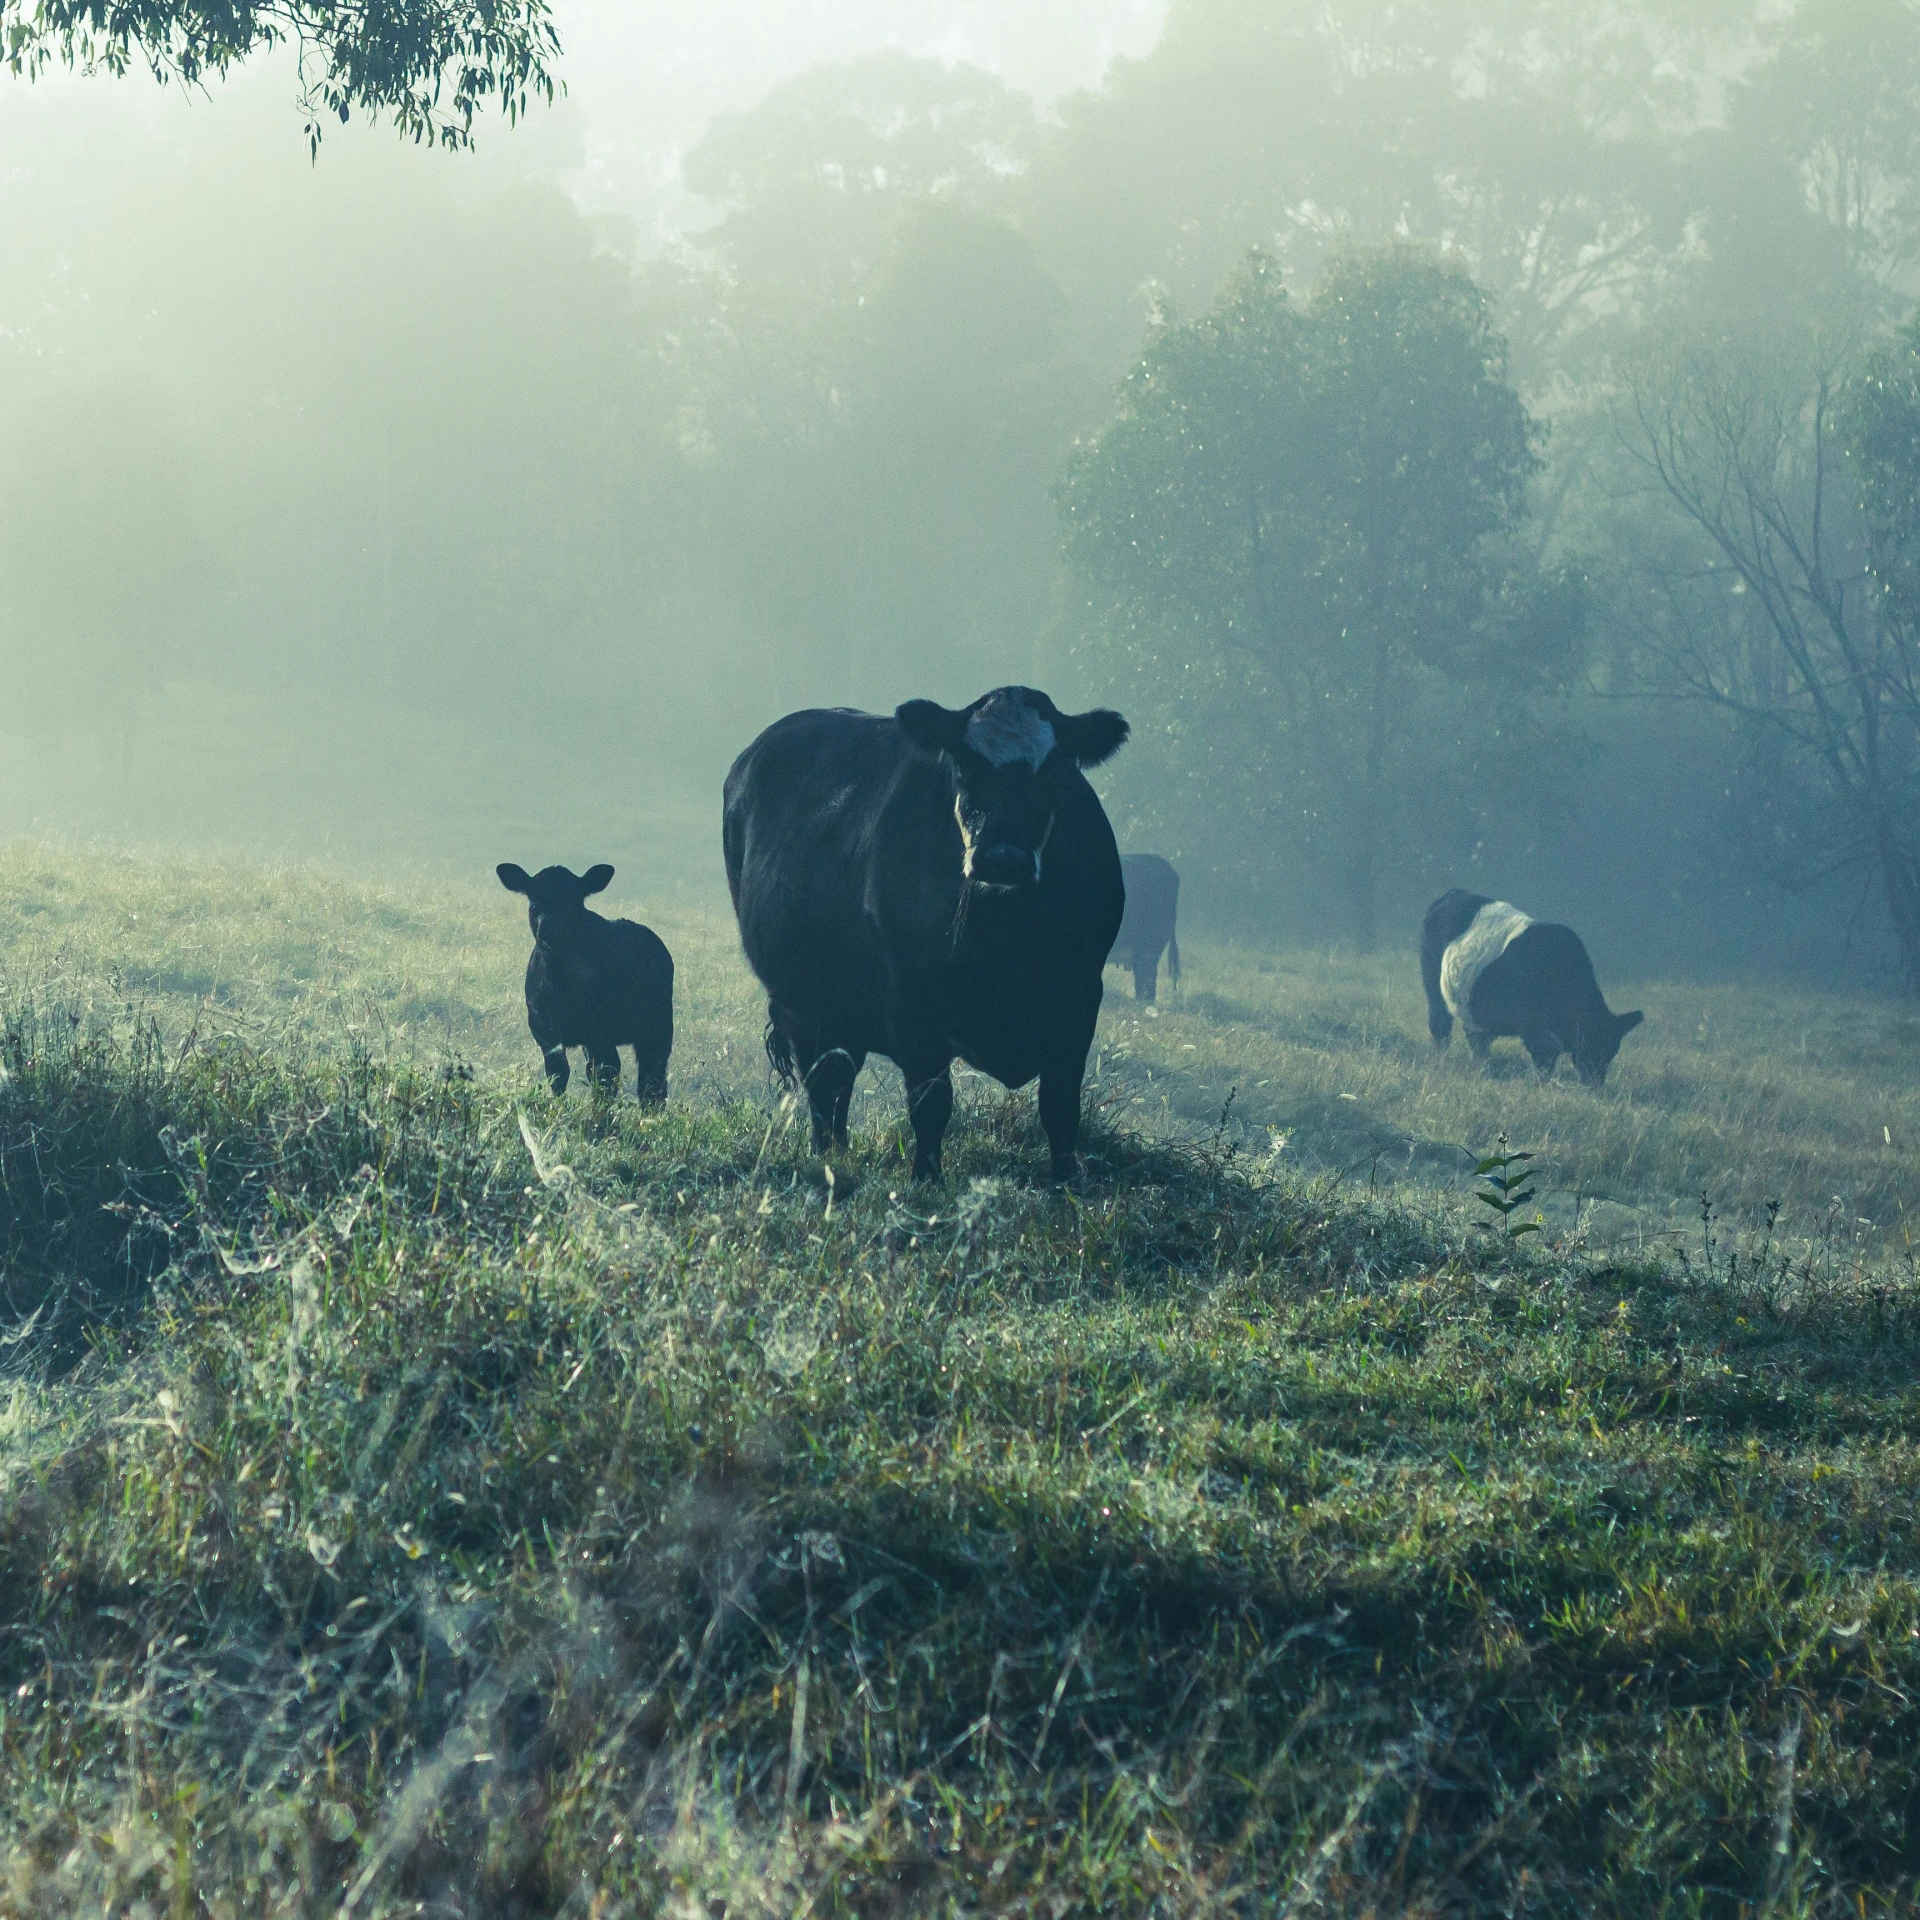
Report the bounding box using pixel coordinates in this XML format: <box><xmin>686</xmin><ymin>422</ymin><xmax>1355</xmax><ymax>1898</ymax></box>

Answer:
<box><xmin>896</xmin><ymin>687</ymin><xmax>1129</xmax><ymax>891</ymax></box>
<box><xmin>496</xmin><ymin>861</ymin><xmax>615</xmax><ymax>943</ymax></box>
<box><xmin>1574</xmin><ymin>1007</ymin><xmax>1644</xmax><ymax>1087</ymax></box>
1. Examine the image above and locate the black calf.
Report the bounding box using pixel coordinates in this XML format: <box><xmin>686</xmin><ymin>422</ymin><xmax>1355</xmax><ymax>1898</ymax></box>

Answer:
<box><xmin>497</xmin><ymin>862</ymin><xmax>674</xmax><ymax>1103</ymax></box>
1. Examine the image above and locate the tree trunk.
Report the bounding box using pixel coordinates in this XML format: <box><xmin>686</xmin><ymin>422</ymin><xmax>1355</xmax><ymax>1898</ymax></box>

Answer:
<box><xmin>1876</xmin><ymin>832</ymin><xmax>1920</xmax><ymax>998</ymax></box>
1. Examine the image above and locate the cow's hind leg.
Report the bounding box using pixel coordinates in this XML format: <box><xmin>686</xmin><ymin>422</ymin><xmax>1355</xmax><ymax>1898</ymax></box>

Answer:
<box><xmin>632</xmin><ymin>1003</ymin><xmax>672</xmax><ymax>1108</ymax></box>
<box><xmin>825</xmin><ymin>1050</ymin><xmax>865</xmax><ymax>1146</ymax></box>
<box><xmin>1465</xmin><ymin>1028</ymin><xmax>1492</xmax><ymax>1065</ymax></box>
<box><xmin>803</xmin><ymin>1046</ymin><xmax>860</xmax><ymax>1152</ymax></box>
<box><xmin>903</xmin><ymin>1064</ymin><xmax>954</xmax><ymax>1182</ymax></box>
<box><xmin>1133</xmin><ymin>943</ymin><xmax>1161</xmax><ymax>1003</ymax></box>
<box><xmin>633</xmin><ymin>1042</ymin><xmax>669</xmax><ymax>1107</ymax></box>
<box><xmin>766</xmin><ymin>1005</ymin><xmax>848</xmax><ymax>1151</ymax></box>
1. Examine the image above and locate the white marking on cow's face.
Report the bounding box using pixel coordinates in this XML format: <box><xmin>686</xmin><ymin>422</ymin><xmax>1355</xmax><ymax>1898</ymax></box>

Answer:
<box><xmin>1440</xmin><ymin>900</ymin><xmax>1532</xmax><ymax>1028</ymax></box>
<box><xmin>965</xmin><ymin>694</ymin><xmax>1055</xmax><ymax>769</ymax></box>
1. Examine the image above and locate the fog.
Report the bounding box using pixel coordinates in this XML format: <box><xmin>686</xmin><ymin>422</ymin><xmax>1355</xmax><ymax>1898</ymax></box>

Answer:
<box><xmin>3</xmin><ymin>0</ymin><xmax>1918</xmax><ymax>987</ymax></box>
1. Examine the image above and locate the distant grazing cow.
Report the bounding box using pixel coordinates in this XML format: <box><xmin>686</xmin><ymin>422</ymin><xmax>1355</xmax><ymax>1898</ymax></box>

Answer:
<box><xmin>723</xmin><ymin>686</ymin><xmax>1129</xmax><ymax>1181</ymax></box>
<box><xmin>1114</xmin><ymin>854</ymin><xmax>1181</xmax><ymax>1003</ymax></box>
<box><xmin>1421</xmin><ymin>888</ymin><xmax>1642</xmax><ymax>1086</ymax></box>
<box><xmin>497</xmin><ymin>862</ymin><xmax>673</xmax><ymax>1103</ymax></box>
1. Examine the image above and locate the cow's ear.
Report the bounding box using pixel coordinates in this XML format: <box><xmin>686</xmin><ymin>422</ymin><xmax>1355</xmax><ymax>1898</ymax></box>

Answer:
<box><xmin>581</xmin><ymin>864</ymin><xmax>615</xmax><ymax>897</ymax></box>
<box><xmin>1617</xmin><ymin>1009</ymin><xmax>1644</xmax><ymax>1034</ymax></box>
<box><xmin>1057</xmin><ymin>707</ymin><xmax>1130</xmax><ymax>769</ymax></box>
<box><xmin>896</xmin><ymin>699</ymin><xmax>969</xmax><ymax>757</ymax></box>
<box><xmin>497</xmin><ymin>863</ymin><xmax>532</xmax><ymax>894</ymax></box>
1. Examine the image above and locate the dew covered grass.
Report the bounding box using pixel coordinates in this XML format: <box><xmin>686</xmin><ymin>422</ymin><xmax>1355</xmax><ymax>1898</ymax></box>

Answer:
<box><xmin>0</xmin><ymin>842</ymin><xmax>1917</xmax><ymax>1915</ymax></box>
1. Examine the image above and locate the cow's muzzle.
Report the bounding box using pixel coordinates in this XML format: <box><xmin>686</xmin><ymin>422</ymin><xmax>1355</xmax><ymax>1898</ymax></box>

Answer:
<box><xmin>970</xmin><ymin>842</ymin><xmax>1040</xmax><ymax>889</ymax></box>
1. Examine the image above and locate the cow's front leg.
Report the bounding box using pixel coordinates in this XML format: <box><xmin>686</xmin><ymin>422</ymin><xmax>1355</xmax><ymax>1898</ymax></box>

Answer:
<box><xmin>1038</xmin><ymin>1016</ymin><xmax>1099</xmax><ymax>1182</ymax></box>
<box><xmin>530</xmin><ymin>1018</ymin><xmax>571</xmax><ymax>1093</ymax></box>
<box><xmin>586</xmin><ymin>1044</ymin><xmax>621</xmax><ymax>1094</ymax></box>
<box><xmin>903</xmin><ymin>1063</ymin><xmax>953</xmax><ymax>1182</ymax></box>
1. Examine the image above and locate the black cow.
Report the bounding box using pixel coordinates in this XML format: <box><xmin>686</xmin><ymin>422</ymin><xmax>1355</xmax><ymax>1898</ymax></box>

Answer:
<box><xmin>1114</xmin><ymin>853</ymin><xmax>1181</xmax><ymax>1003</ymax></box>
<box><xmin>497</xmin><ymin>862</ymin><xmax>674</xmax><ymax>1103</ymax></box>
<box><xmin>1420</xmin><ymin>888</ymin><xmax>1642</xmax><ymax>1086</ymax></box>
<box><xmin>723</xmin><ymin>686</ymin><xmax>1129</xmax><ymax>1181</ymax></box>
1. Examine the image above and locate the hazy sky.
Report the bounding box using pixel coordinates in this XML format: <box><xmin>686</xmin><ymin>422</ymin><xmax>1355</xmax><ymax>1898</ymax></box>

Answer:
<box><xmin>553</xmin><ymin>0</ymin><xmax>1167</xmax><ymax>235</ymax></box>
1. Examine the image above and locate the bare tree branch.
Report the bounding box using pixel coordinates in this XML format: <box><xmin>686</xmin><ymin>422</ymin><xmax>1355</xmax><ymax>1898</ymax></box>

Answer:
<box><xmin>1616</xmin><ymin>336</ymin><xmax>1920</xmax><ymax>990</ymax></box>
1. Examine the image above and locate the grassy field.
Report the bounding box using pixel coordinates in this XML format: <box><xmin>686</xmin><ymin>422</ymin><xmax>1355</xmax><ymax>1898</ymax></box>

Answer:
<box><xmin>1099</xmin><ymin>943</ymin><xmax>1920</xmax><ymax>1256</ymax></box>
<box><xmin>2</xmin><ymin>840</ymin><xmax>1919</xmax><ymax>1915</ymax></box>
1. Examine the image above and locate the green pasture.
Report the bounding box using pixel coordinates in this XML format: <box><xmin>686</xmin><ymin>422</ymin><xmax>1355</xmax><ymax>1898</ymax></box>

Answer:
<box><xmin>3</xmin><ymin>840</ymin><xmax>1909</xmax><ymax>1252</ymax></box>
<box><xmin>0</xmin><ymin>840</ymin><xmax>1917</xmax><ymax>1915</ymax></box>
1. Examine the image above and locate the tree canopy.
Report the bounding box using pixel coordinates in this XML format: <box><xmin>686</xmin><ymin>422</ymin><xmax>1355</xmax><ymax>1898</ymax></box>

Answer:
<box><xmin>1060</xmin><ymin>246</ymin><xmax>1581</xmax><ymax>945</ymax></box>
<box><xmin>0</xmin><ymin>0</ymin><xmax>561</xmax><ymax>150</ymax></box>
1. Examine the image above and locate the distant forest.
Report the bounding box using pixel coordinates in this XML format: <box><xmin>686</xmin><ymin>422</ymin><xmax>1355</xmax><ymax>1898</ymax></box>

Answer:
<box><xmin>2</xmin><ymin>0</ymin><xmax>1918</xmax><ymax>986</ymax></box>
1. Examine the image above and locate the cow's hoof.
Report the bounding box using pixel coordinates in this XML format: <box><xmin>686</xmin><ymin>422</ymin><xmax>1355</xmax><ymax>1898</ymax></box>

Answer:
<box><xmin>1048</xmin><ymin>1156</ymin><xmax>1081</xmax><ymax>1186</ymax></box>
<box><xmin>811</xmin><ymin>1160</ymin><xmax>862</xmax><ymax>1200</ymax></box>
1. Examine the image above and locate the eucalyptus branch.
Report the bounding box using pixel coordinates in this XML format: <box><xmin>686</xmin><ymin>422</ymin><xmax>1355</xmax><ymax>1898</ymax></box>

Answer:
<box><xmin>1</xmin><ymin>0</ymin><xmax>562</xmax><ymax>152</ymax></box>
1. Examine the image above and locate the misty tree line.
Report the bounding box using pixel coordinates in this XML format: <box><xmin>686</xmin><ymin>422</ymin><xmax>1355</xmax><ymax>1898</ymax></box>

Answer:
<box><xmin>1066</xmin><ymin>252</ymin><xmax>1920</xmax><ymax>980</ymax></box>
<box><xmin>2</xmin><ymin>0</ymin><xmax>1920</xmax><ymax>981</ymax></box>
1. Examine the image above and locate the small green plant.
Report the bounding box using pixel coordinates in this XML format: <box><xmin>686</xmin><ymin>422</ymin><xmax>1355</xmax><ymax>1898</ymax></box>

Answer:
<box><xmin>1473</xmin><ymin>1135</ymin><xmax>1541</xmax><ymax>1239</ymax></box>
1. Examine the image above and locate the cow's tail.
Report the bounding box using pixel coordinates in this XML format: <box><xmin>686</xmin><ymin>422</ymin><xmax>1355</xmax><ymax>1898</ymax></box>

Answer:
<box><xmin>1168</xmin><ymin>932</ymin><xmax>1181</xmax><ymax>986</ymax></box>
<box><xmin>764</xmin><ymin>1011</ymin><xmax>798</xmax><ymax>1086</ymax></box>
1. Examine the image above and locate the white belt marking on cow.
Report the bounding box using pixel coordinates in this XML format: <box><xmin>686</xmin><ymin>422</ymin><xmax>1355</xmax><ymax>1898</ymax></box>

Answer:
<box><xmin>966</xmin><ymin>695</ymin><xmax>1055</xmax><ymax>768</ymax></box>
<box><xmin>1441</xmin><ymin>900</ymin><xmax>1532</xmax><ymax>1028</ymax></box>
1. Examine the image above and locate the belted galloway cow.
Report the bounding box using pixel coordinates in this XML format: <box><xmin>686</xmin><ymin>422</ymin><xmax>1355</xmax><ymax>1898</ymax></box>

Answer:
<box><xmin>1421</xmin><ymin>888</ymin><xmax>1642</xmax><ymax>1086</ymax></box>
<box><xmin>497</xmin><ymin>862</ymin><xmax>674</xmax><ymax>1103</ymax></box>
<box><xmin>1114</xmin><ymin>854</ymin><xmax>1181</xmax><ymax>1003</ymax></box>
<box><xmin>723</xmin><ymin>686</ymin><xmax>1129</xmax><ymax>1181</ymax></box>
